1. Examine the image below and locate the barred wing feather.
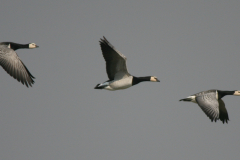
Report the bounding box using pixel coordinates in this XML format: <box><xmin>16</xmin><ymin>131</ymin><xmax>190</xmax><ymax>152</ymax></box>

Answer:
<box><xmin>0</xmin><ymin>49</ymin><xmax>34</xmax><ymax>87</ymax></box>
<box><xmin>195</xmin><ymin>93</ymin><xmax>219</xmax><ymax>122</ymax></box>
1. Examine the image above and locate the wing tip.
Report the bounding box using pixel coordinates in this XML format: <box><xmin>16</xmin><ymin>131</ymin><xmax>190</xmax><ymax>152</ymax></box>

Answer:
<box><xmin>99</xmin><ymin>36</ymin><xmax>114</xmax><ymax>48</ymax></box>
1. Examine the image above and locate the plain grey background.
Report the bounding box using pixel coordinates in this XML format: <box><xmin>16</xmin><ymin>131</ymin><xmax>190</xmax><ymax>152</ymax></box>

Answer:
<box><xmin>0</xmin><ymin>0</ymin><xmax>240</xmax><ymax>160</ymax></box>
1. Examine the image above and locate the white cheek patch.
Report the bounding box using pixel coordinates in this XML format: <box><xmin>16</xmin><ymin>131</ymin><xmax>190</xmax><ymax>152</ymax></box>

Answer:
<box><xmin>234</xmin><ymin>91</ymin><xmax>240</xmax><ymax>96</ymax></box>
<box><xmin>8</xmin><ymin>44</ymin><xmax>11</xmax><ymax>48</ymax></box>
<box><xmin>29</xmin><ymin>43</ymin><xmax>37</xmax><ymax>48</ymax></box>
<box><xmin>150</xmin><ymin>77</ymin><xmax>157</xmax><ymax>82</ymax></box>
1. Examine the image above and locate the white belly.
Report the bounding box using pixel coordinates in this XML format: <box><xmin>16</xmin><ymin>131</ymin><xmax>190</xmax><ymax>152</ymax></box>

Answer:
<box><xmin>105</xmin><ymin>77</ymin><xmax>133</xmax><ymax>91</ymax></box>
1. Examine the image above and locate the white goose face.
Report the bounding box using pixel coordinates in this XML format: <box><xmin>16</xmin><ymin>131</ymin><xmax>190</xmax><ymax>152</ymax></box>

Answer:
<box><xmin>29</xmin><ymin>43</ymin><xmax>39</xmax><ymax>49</ymax></box>
<box><xmin>234</xmin><ymin>90</ymin><xmax>240</xmax><ymax>96</ymax></box>
<box><xmin>150</xmin><ymin>76</ymin><xmax>160</xmax><ymax>82</ymax></box>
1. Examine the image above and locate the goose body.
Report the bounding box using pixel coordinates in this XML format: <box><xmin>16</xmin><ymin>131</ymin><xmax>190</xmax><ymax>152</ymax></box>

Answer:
<box><xmin>95</xmin><ymin>37</ymin><xmax>159</xmax><ymax>91</ymax></box>
<box><xmin>0</xmin><ymin>42</ymin><xmax>39</xmax><ymax>87</ymax></box>
<box><xmin>179</xmin><ymin>90</ymin><xmax>240</xmax><ymax>123</ymax></box>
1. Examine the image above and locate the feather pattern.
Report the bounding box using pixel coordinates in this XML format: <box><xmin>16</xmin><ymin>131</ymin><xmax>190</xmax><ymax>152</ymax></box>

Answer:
<box><xmin>99</xmin><ymin>37</ymin><xmax>130</xmax><ymax>80</ymax></box>
<box><xmin>195</xmin><ymin>92</ymin><xmax>220</xmax><ymax>122</ymax></box>
<box><xmin>218</xmin><ymin>99</ymin><xmax>229</xmax><ymax>123</ymax></box>
<box><xmin>95</xmin><ymin>37</ymin><xmax>160</xmax><ymax>91</ymax></box>
<box><xmin>0</xmin><ymin>45</ymin><xmax>35</xmax><ymax>87</ymax></box>
<box><xmin>180</xmin><ymin>89</ymin><xmax>232</xmax><ymax>123</ymax></box>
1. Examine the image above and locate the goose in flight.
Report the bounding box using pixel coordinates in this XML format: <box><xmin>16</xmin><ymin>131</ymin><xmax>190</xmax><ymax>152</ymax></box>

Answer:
<box><xmin>179</xmin><ymin>90</ymin><xmax>240</xmax><ymax>123</ymax></box>
<box><xmin>95</xmin><ymin>37</ymin><xmax>159</xmax><ymax>91</ymax></box>
<box><xmin>0</xmin><ymin>42</ymin><xmax>39</xmax><ymax>87</ymax></box>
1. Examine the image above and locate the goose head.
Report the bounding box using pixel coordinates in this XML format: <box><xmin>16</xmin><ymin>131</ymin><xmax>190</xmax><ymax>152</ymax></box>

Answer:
<box><xmin>150</xmin><ymin>76</ymin><xmax>160</xmax><ymax>82</ymax></box>
<box><xmin>233</xmin><ymin>90</ymin><xmax>240</xmax><ymax>96</ymax></box>
<box><xmin>29</xmin><ymin>43</ymin><xmax>39</xmax><ymax>49</ymax></box>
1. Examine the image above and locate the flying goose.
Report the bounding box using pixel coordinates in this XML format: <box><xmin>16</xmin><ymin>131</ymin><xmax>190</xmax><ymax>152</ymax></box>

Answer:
<box><xmin>179</xmin><ymin>90</ymin><xmax>240</xmax><ymax>123</ymax></box>
<box><xmin>0</xmin><ymin>42</ymin><xmax>39</xmax><ymax>87</ymax></box>
<box><xmin>95</xmin><ymin>37</ymin><xmax>160</xmax><ymax>91</ymax></box>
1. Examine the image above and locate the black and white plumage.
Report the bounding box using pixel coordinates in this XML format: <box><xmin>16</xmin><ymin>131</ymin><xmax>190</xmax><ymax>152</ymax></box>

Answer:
<box><xmin>95</xmin><ymin>37</ymin><xmax>160</xmax><ymax>91</ymax></box>
<box><xmin>179</xmin><ymin>90</ymin><xmax>240</xmax><ymax>123</ymax></box>
<box><xmin>0</xmin><ymin>42</ymin><xmax>39</xmax><ymax>87</ymax></box>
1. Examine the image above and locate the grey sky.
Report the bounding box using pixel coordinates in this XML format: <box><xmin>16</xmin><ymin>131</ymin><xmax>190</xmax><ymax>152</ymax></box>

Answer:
<box><xmin>0</xmin><ymin>0</ymin><xmax>240</xmax><ymax>160</ymax></box>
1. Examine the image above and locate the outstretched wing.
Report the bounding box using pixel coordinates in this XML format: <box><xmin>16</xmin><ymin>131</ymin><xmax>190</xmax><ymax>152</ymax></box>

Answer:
<box><xmin>195</xmin><ymin>92</ymin><xmax>220</xmax><ymax>122</ymax></box>
<box><xmin>0</xmin><ymin>48</ymin><xmax>35</xmax><ymax>87</ymax></box>
<box><xmin>99</xmin><ymin>37</ymin><xmax>130</xmax><ymax>80</ymax></box>
<box><xmin>218</xmin><ymin>99</ymin><xmax>229</xmax><ymax>123</ymax></box>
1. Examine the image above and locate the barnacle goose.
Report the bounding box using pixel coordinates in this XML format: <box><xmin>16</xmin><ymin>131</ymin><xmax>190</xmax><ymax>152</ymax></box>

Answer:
<box><xmin>95</xmin><ymin>37</ymin><xmax>159</xmax><ymax>91</ymax></box>
<box><xmin>179</xmin><ymin>90</ymin><xmax>240</xmax><ymax>123</ymax></box>
<box><xmin>0</xmin><ymin>42</ymin><xmax>39</xmax><ymax>87</ymax></box>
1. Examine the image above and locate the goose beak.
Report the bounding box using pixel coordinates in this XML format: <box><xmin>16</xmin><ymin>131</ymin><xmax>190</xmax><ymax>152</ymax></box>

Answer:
<box><xmin>36</xmin><ymin>45</ymin><xmax>39</xmax><ymax>48</ymax></box>
<box><xmin>156</xmin><ymin>78</ymin><xmax>160</xmax><ymax>82</ymax></box>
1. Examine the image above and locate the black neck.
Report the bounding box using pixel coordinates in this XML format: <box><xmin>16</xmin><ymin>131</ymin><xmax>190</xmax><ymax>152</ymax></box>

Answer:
<box><xmin>11</xmin><ymin>43</ymin><xmax>29</xmax><ymax>50</ymax></box>
<box><xmin>132</xmin><ymin>76</ymin><xmax>151</xmax><ymax>86</ymax></box>
<box><xmin>2</xmin><ymin>42</ymin><xmax>29</xmax><ymax>50</ymax></box>
<box><xmin>217</xmin><ymin>90</ymin><xmax>235</xmax><ymax>99</ymax></box>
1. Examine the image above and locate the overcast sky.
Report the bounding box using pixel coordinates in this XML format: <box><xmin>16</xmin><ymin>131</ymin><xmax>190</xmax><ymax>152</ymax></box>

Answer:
<box><xmin>0</xmin><ymin>0</ymin><xmax>240</xmax><ymax>160</ymax></box>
